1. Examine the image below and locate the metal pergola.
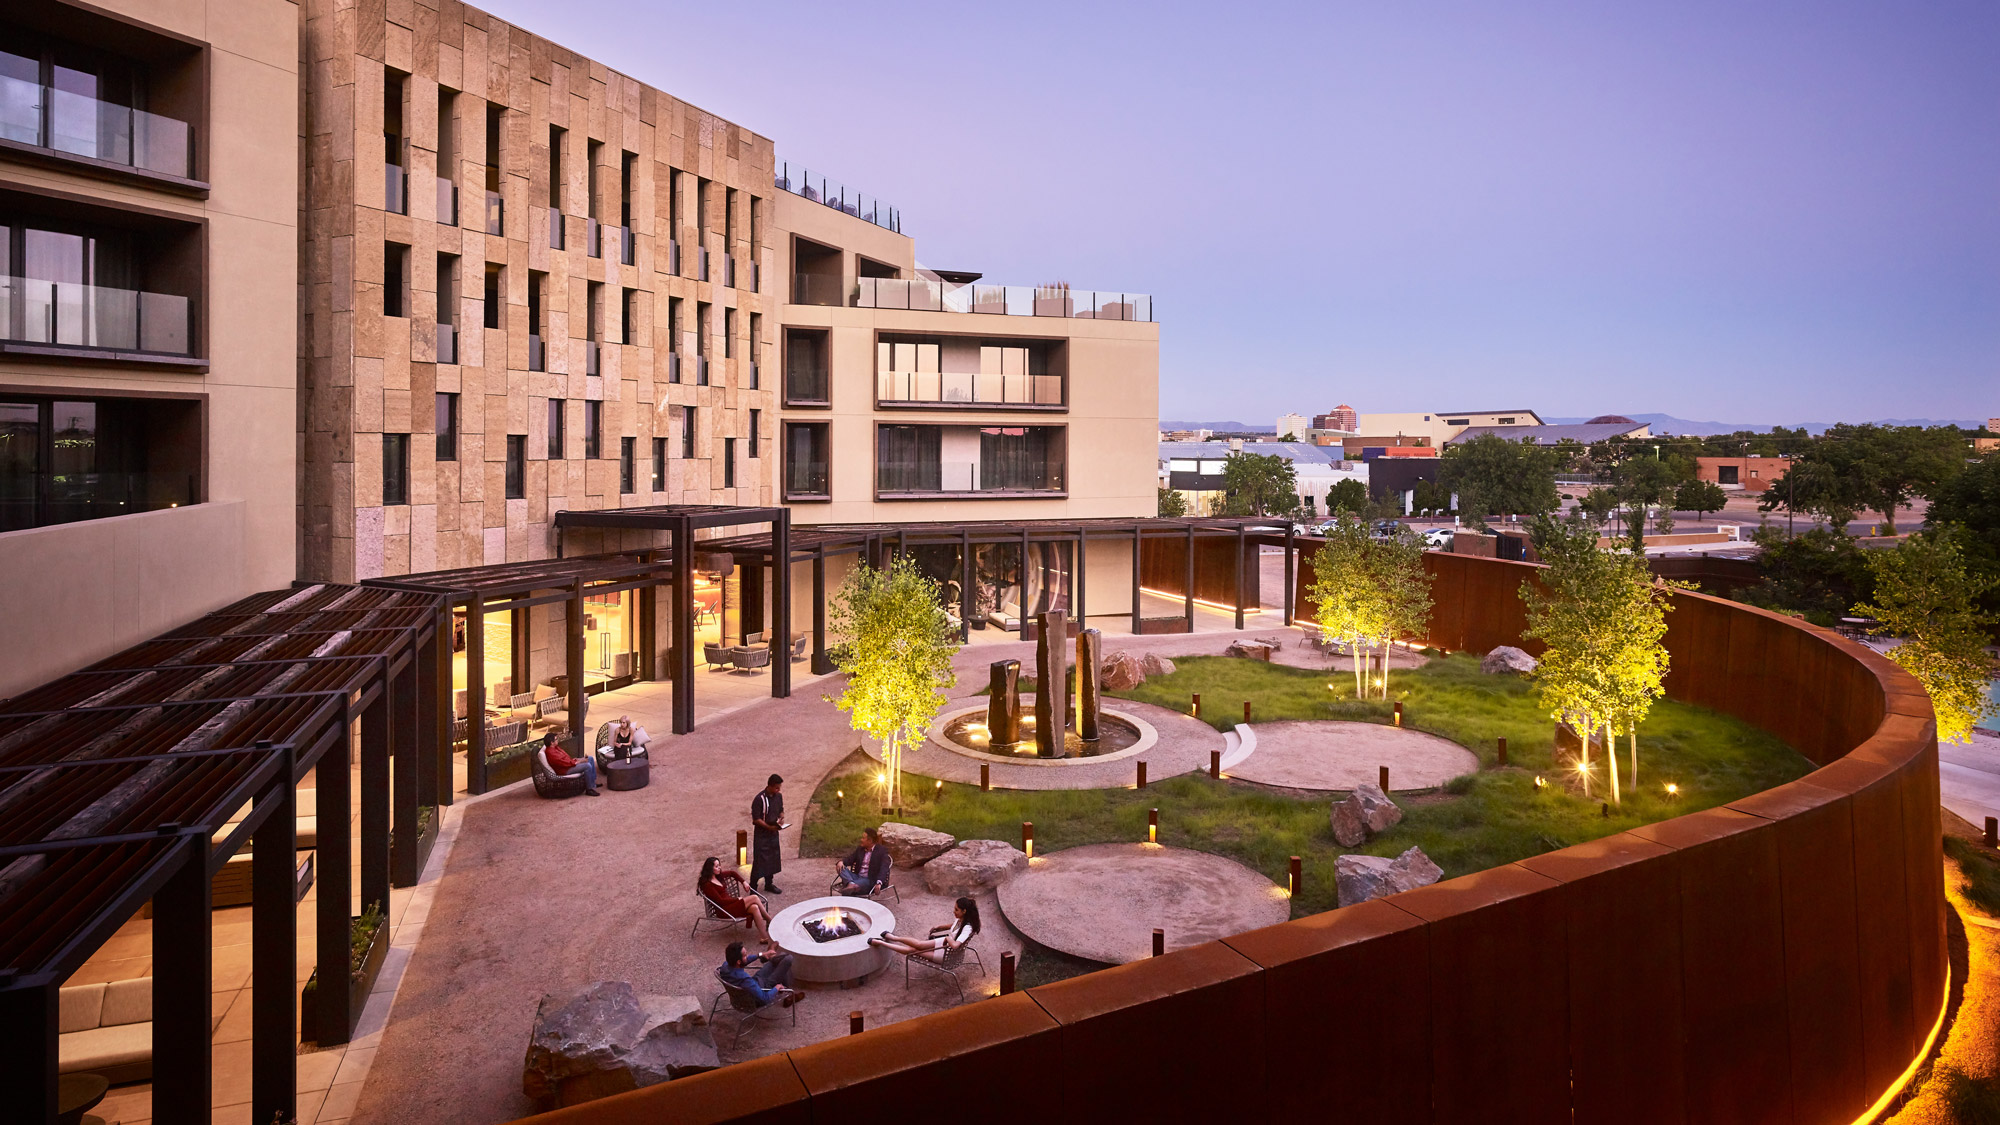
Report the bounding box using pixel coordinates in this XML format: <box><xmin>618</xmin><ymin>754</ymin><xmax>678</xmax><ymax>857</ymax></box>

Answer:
<box><xmin>0</xmin><ymin>583</ymin><xmax>443</xmax><ymax>1125</ymax></box>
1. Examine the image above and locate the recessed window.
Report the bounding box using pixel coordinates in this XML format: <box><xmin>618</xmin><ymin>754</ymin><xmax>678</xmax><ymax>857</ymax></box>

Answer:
<box><xmin>620</xmin><ymin>436</ymin><xmax>635</xmax><ymax>494</ymax></box>
<box><xmin>651</xmin><ymin>437</ymin><xmax>666</xmax><ymax>491</ymax></box>
<box><xmin>723</xmin><ymin>308</ymin><xmax>736</xmax><ymax>359</ymax></box>
<box><xmin>748</xmin><ymin>410</ymin><xmax>760</xmax><ymax>457</ymax></box>
<box><xmin>584</xmin><ymin>400</ymin><xmax>602</xmax><ymax>459</ymax></box>
<box><xmin>723</xmin><ymin>437</ymin><xmax>735</xmax><ymax>488</ymax></box>
<box><xmin>382</xmin><ymin>433</ymin><xmax>410</xmax><ymax>505</ymax></box>
<box><xmin>0</xmin><ymin>395</ymin><xmax>202</xmax><ymax>531</ymax></box>
<box><xmin>505</xmin><ymin>434</ymin><xmax>525</xmax><ymax>498</ymax></box>
<box><xmin>483</xmin><ymin>264</ymin><xmax>502</xmax><ymax>329</ymax></box>
<box><xmin>681</xmin><ymin>405</ymin><xmax>696</xmax><ymax>460</ymax></box>
<box><xmin>436</xmin><ymin>393</ymin><xmax>458</xmax><ymax>461</ymax></box>
<box><xmin>622</xmin><ymin>288</ymin><xmax>639</xmax><ymax>345</ymax></box>
<box><xmin>784</xmin><ymin>422</ymin><xmax>829</xmax><ymax>500</ymax></box>
<box><xmin>547</xmin><ymin>398</ymin><xmax>565</xmax><ymax>459</ymax></box>
<box><xmin>383</xmin><ymin>242</ymin><xmax>410</xmax><ymax>318</ymax></box>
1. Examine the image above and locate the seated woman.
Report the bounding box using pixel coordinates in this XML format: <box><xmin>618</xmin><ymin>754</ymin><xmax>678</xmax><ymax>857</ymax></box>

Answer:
<box><xmin>606</xmin><ymin>716</ymin><xmax>640</xmax><ymax>758</ymax></box>
<box><xmin>869</xmin><ymin>896</ymin><xmax>980</xmax><ymax>963</ymax></box>
<box><xmin>699</xmin><ymin>856</ymin><xmax>775</xmax><ymax>948</ymax></box>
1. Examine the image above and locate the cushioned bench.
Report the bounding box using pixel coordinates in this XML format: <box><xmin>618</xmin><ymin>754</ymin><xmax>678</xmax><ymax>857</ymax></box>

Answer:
<box><xmin>59</xmin><ymin>979</ymin><xmax>152</xmax><ymax>1084</ymax></box>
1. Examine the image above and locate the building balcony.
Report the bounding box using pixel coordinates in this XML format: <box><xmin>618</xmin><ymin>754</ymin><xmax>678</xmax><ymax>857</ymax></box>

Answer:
<box><xmin>792</xmin><ymin>273</ymin><xmax>844</xmax><ymax>308</ymax></box>
<box><xmin>784</xmin><ymin>460</ymin><xmax>828</xmax><ymax>500</ymax></box>
<box><xmin>1</xmin><ymin>276</ymin><xmax>192</xmax><ymax>357</ymax></box>
<box><xmin>774</xmin><ymin>160</ymin><xmax>900</xmax><ymax>233</ymax></box>
<box><xmin>876</xmin><ymin>370</ymin><xmax>1063</xmax><ymax>409</ymax></box>
<box><xmin>855</xmin><ymin>277</ymin><xmax>1152</xmax><ymax>322</ymax></box>
<box><xmin>0</xmin><ymin>74</ymin><xmax>195</xmax><ymax>181</ymax></box>
<box><xmin>437</xmin><ymin>178</ymin><xmax>458</xmax><ymax>226</ymax></box>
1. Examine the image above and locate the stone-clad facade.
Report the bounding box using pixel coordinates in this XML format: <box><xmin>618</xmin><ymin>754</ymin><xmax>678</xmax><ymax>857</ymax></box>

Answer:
<box><xmin>299</xmin><ymin>0</ymin><xmax>775</xmax><ymax>582</ymax></box>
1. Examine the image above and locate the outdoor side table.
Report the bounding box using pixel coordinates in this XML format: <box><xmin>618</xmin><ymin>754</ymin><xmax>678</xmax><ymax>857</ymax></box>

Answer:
<box><xmin>58</xmin><ymin>1072</ymin><xmax>108</xmax><ymax>1125</ymax></box>
<box><xmin>607</xmin><ymin>758</ymin><xmax>649</xmax><ymax>791</ymax></box>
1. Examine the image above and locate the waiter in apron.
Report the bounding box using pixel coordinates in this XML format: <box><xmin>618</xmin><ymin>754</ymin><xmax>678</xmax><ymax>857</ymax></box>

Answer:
<box><xmin>749</xmin><ymin>773</ymin><xmax>787</xmax><ymax>893</ymax></box>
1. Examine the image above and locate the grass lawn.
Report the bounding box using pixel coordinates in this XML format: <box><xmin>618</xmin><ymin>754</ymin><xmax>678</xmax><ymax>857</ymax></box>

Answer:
<box><xmin>802</xmin><ymin>653</ymin><xmax>1812</xmax><ymax>921</ymax></box>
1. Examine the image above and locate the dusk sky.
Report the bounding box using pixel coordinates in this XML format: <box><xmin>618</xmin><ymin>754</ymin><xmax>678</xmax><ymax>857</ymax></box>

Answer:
<box><xmin>484</xmin><ymin>0</ymin><xmax>2000</xmax><ymax>427</ymax></box>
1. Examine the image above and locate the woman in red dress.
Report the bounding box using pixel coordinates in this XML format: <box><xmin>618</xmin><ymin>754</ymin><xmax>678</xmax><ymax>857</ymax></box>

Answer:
<box><xmin>698</xmin><ymin>856</ymin><xmax>775</xmax><ymax>948</ymax></box>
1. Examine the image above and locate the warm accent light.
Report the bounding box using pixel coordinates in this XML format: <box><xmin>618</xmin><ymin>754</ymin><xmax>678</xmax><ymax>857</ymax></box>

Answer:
<box><xmin>1664</xmin><ymin>783</ymin><xmax>1679</xmax><ymax>797</ymax></box>
<box><xmin>1022</xmin><ymin>820</ymin><xmax>1034</xmax><ymax>859</ymax></box>
<box><xmin>1534</xmin><ymin>776</ymin><xmax>1547</xmax><ymax>788</ymax></box>
<box><xmin>1148</xmin><ymin>808</ymin><xmax>1159</xmax><ymax>844</ymax></box>
<box><xmin>1288</xmin><ymin>855</ymin><xmax>1302</xmax><ymax>898</ymax></box>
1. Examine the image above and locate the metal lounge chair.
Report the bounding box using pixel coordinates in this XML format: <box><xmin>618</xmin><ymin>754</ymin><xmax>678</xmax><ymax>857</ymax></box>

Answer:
<box><xmin>703</xmin><ymin>642</ymin><xmax>733</xmax><ymax>671</ymax></box>
<box><xmin>692</xmin><ymin>888</ymin><xmax>751</xmax><ymax>938</ymax></box>
<box><xmin>730</xmin><ymin>646</ymin><xmax>771</xmax><ymax>674</ymax></box>
<box><xmin>829</xmin><ymin>855</ymin><xmax>899</xmax><ymax>903</ymax></box>
<box><xmin>709</xmin><ymin>967</ymin><xmax>795</xmax><ymax>1037</ymax></box>
<box><xmin>905</xmin><ymin>936</ymin><xmax>984</xmax><ymax>1003</ymax></box>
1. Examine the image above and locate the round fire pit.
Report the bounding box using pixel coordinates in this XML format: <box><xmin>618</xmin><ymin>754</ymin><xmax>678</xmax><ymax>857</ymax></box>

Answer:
<box><xmin>768</xmin><ymin>895</ymin><xmax>896</xmax><ymax>985</ymax></box>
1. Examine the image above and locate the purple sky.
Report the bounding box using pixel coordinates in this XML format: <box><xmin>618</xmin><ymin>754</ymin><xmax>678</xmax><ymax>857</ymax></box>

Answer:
<box><xmin>484</xmin><ymin>0</ymin><xmax>1999</xmax><ymax>426</ymax></box>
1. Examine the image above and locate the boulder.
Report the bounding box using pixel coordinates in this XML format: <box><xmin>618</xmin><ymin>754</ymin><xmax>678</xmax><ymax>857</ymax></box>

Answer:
<box><xmin>1334</xmin><ymin>846</ymin><xmax>1444</xmax><ymax>907</ymax></box>
<box><xmin>1481</xmin><ymin>646</ymin><xmax>1539</xmax><ymax>675</ymax></box>
<box><xmin>1100</xmin><ymin>650</ymin><xmax>1146</xmax><ymax>692</ymax></box>
<box><xmin>1330</xmin><ymin>784</ymin><xmax>1404</xmax><ymax>847</ymax></box>
<box><xmin>1225</xmin><ymin>640</ymin><xmax>1275</xmax><ymax>662</ymax></box>
<box><xmin>877</xmin><ymin>822</ymin><xmax>955</xmax><ymax>868</ymax></box>
<box><xmin>1140</xmin><ymin>653</ymin><xmax>1177</xmax><ymax>678</ymax></box>
<box><xmin>923</xmin><ymin>839</ymin><xmax>1029</xmax><ymax>896</ymax></box>
<box><xmin>523</xmin><ymin>981</ymin><xmax>717</xmax><ymax>1109</ymax></box>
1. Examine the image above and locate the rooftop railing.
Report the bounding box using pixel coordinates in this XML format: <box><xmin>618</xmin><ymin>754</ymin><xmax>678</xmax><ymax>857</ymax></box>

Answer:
<box><xmin>1</xmin><ymin>276</ymin><xmax>192</xmax><ymax>355</ymax></box>
<box><xmin>774</xmin><ymin>161</ymin><xmax>901</xmax><ymax>233</ymax></box>
<box><xmin>855</xmin><ymin>277</ymin><xmax>1152</xmax><ymax>322</ymax></box>
<box><xmin>0</xmin><ymin>74</ymin><xmax>195</xmax><ymax>179</ymax></box>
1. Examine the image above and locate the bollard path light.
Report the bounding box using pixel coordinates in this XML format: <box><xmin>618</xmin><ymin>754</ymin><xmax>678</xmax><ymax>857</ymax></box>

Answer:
<box><xmin>1022</xmin><ymin>821</ymin><xmax>1034</xmax><ymax>859</ymax></box>
<box><xmin>736</xmin><ymin>829</ymin><xmax>748</xmax><ymax>868</ymax></box>
<box><xmin>1152</xmin><ymin>928</ymin><xmax>1166</xmax><ymax>957</ymax></box>
<box><xmin>1288</xmin><ymin>855</ymin><xmax>1302</xmax><ymax>898</ymax></box>
<box><xmin>980</xmin><ymin>764</ymin><xmax>991</xmax><ymax>791</ymax></box>
<box><xmin>1148</xmin><ymin>808</ymin><xmax>1159</xmax><ymax>844</ymax></box>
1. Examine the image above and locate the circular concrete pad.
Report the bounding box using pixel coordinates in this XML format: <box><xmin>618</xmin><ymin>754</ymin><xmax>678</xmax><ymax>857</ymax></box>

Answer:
<box><xmin>998</xmin><ymin>843</ymin><xmax>1290</xmax><ymax>964</ymax></box>
<box><xmin>1227</xmin><ymin>720</ymin><xmax>1478</xmax><ymax>792</ymax></box>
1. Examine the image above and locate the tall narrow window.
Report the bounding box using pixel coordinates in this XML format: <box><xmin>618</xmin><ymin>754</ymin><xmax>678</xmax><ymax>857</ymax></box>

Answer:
<box><xmin>505</xmin><ymin>434</ymin><xmax>525</xmax><ymax>498</ymax></box>
<box><xmin>547</xmin><ymin>398</ymin><xmax>565</xmax><ymax>459</ymax></box>
<box><xmin>620</xmin><ymin>151</ymin><xmax>636</xmax><ymax>227</ymax></box>
<box><xmin>528</xmin><ymin>272</ymin><xmax>545</xmax><ymax>371</ymax></box>
<box><xmin>383</xmin><ymin>433</ymin><xmax>410</xmax><ymax>504</ymax></box>
<box><xmin>748</xmin><ymin>410</ymin><xmax>760</xmax><ymax>457</ymax></box>
<box><xmin>548</xmin><ymin>125</ymin><xmax>565</xmax><ymax>208</ymax></box>
<box><xmin>622</xmin><ymin>288</ymin><xmax>638</xmax><ymax>345</ymax></box>
<box><xmin>384</xmin><ymin>70</ymin><xmax>408</xmax><ymax>214</ymax></box>
<box><xmin>748</xmin><ymin>313</ymin><xmax>761</xmax><ymax>389</ymax></box>
<box><xmin>723</xmin><ymin>437</ymin><xmax>736</xmax><ymax>488</ymax></box>
<box><xmin>620</xmin><ymin>436</ymin><xmax>635</xmax><ymax>493</ymax></box>
<box><xmin>437</xmin><ymin>86</ymin><xmax>456</xmax><ymax>191</ymax></box>
<box><xmin>436</xmin><ymin>253</ymin><xmax>458</xmax><ymax>363</ymax></box>
<box><xmin>586</xmin><ymin>140</ymin><xmax>602</xmax><ymax>219</ymax></box>
<box><xmin>584</xmin><ymin>400</ymin><xmax>602</xmax><ymax>459</ymax></box>
<box><xmin>723</xmin><ymin>308</ymin><xmax>736</xmax><ymax>359</ymax></box>
<box><xmin>484</xmin><ymin>263</ymin><xmax>502</xmax><ymax>329</ymax></box>
<box><xmin>695</xmin><ymin>302</ymin><xmax>710</xmax><ymax>385</ymax></box>
<box><xmin>384</xmin><ymin>242</ymin><xmax>409</xmax><ymax>317</ymax></box>
<box><xmin>436</xmin><ymin>392</ymin><xmax>458</xmax><ymax>460</ymax></box>
<box><xmin>651</xmin><ymin>437</ymin><xmax>666</xmax><ymax>490</ymax></box>
<box><xmin>484</xmin><ymin>103</ymin><xmax>505</xmax><ymax>234</ymax></box>
<box><xmin>666</xmin><ymin>297</ymin><xmax>683</xmax><ymax>383</ymax></box>
<box><xmin>586</xmin><ymin>281</ymin><xmax>602</xmax><ymax>375</ymax></box>
<box><xmin>681</xmin><ymin>405</ymin><xmax>696</xmax><ymax>460</ymax></box>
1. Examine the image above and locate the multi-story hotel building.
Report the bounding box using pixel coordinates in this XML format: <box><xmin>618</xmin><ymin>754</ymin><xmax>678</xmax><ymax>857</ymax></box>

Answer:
<box><xmin>0</xmin><ymin>0</ymin><xmax>300</xmax><ymax>697</ymax></box>
<box><xmin>297</xmin><ymin>0</ymin><xmax>777</xmax><ymax>586</ymax></box>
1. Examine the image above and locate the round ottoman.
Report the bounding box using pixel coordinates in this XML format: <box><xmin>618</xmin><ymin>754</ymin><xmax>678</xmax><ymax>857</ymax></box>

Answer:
<box><xmin>606</xmin><ymin>758</ymin><xmax>649</xmax><ymax>791</ymax></box>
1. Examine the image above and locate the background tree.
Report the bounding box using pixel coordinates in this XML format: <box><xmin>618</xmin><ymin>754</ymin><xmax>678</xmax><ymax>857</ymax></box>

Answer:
<box><xmin>1732</xmin><ymin>527</ymin><xmax>1876</xmax><ymax>626</ymax></box>
<box><xmin>1156</xmin><ymin>486</ymin><xmax>1188</xmax><ymax>518</ymax></box>
<box><xmin>1410</xmin><ymin>478</ymin><xmax>1452</xmax><ymax>517</ymax></box>
<box><xmin>1676</xmin><ymin>478</ymin><xmax>1728</xmax><ymax>526</ymax></box>
<box><xmin>1327</xmin><ymin>477</ymin><xmax>1369</xmax><ymax>515</ymax></box>
<box><xmin>1437</xmin><ymin>435</ymin><xmax>1560</xmax><ymax>529</ymax></box>
<box><xmin>1578</xmin><ymin>487</ymin><xmax>1620</xmax><ymax>528</ymax></box>
<box><xmin>1927</xmin><ymin>455</ymin><xmax>2000</xmax><ymax>627</ymax></box>
<box><xmin>1835</xmin><ymin>423</ymin><xmax>1966</xmax><ymax>534</ymax></box>
<box><xmin>1221</xmin><ymin>452</ymin><xmax>1299</xmax><ymax>517</ymax></box>
<box><xmin>1611</xmin><ymin>455</ymin><xmax>1681</xmax><ymax>538</ymax></box>
<box><xmin>828</xmin><ymin>556</ymin><xmax>961</xmax><ymax>810</ymax></box>
<box><xmin>1367</xmin><ymin>530</ymin><xmax>1434</xmax><ymax>699</ymax></box>
<box><xmin>1759</xmin><ymin>454</ymin><xmax>1864</xmax><ymax>532</ymax></box>
<box><xmin>1853</xmin><ymin>531</ymin><xmax>2000</xmax><ymax>743</ymax></box>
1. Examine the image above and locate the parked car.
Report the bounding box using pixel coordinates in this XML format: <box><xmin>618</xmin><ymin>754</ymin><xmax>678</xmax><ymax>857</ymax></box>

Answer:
<box><xmin>1371</xmin><ymin>519</ymin><xmax>1404</xmax><ymax>539</ymax></box>
<box><xmin>1423</xmin><ymin>527</ymin><xmax>1455</xmax><ymax>549</ymax></box>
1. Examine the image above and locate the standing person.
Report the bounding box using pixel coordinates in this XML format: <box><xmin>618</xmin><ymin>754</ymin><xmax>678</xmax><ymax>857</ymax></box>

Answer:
<box><xmin>749</xmin><ymin>774</ymin><xmax>786</xmax><ymax>893</ymax></box>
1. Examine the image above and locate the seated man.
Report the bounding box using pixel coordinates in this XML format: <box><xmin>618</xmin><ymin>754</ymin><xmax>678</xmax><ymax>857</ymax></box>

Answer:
<box><xmin>720</xmin><ymin>941</ymin><xmax>800</xmax><ymax>1007</ymax></box>
<box><xmin>541</xmin><ymin>731</ymin><xmax>600</xmax><ymax>796</ymax></box>
<box><xmin>833</xmin><ymin>827</ymin><xmax>890</xmax><ymax>896</ymax></box>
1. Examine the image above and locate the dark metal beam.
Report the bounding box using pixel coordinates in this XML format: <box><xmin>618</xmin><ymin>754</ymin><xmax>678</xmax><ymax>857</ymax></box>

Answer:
<box><xmin>772</xmin><ymin>508</ymin><xmax>791</xmax><ymax>699</ymax></box>
<box><xmin>467</xmin><ymin>597</ymin><xmax>487</xmax><ymax>794</ymax></box>
<box><xmin>360</xmin><ymin>680</ymin><xmax>391</xmax><ymax>921</ymax></box>
<box><xmin>152</xmin><ymin>836</ymin><xmax>212</xmax><ymax>1124</ymax></box>
<box><xmin>0</xmin><ymin>981</ymin><xmax>56</xmax><ymax>1124</ymax></box>
<box><xmin>315</xmin><ymin>718</ymin><xmax>353</xmax><ymax>1043</ymax></box>
<box><xmin>391</xmin><ymin>651</ymin><xmax>421</xmax><ymax>888</ymax></box>
<box><xmin>567</xmin><ymin>578</ymin><xmax>587</xmax><ymax>753</ymax></box>
<box><xmin>251</xmin><ymin>757</ymin><xmax>297</xmax><ymax>1124</ymax></box>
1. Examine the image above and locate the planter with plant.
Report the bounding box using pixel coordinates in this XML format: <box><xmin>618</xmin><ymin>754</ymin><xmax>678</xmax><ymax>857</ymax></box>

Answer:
<box><xmin>300</xmin><ymin>900</ymin><xmax>387</xmax><ymax>1045</ymax></box>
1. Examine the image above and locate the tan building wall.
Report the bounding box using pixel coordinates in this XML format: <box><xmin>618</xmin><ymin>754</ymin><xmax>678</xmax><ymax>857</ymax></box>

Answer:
<box><xmin>1357</xmin><ymin>409</ymin><xmax>1541</xmax><ymax>447</ymax></box>
<box><xmin>773</xmin><ymin>193</ymin><xmax>1159</xmax><ymax>526</ymax></box>
<box><xmin>298</xmin><ymin>0</ymin><xmax>777</xmax><ymax>582</ymax></box>
<box><xmin>0</xmin><ymin>0</ymin><xmax>299</xmax><ymax>695</ymax></box>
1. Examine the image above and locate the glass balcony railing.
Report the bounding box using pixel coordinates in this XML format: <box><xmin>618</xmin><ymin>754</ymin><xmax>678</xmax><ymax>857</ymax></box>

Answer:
<box><xmin>748</xmin><ymin>260</ymin><xmax>760</xmax><ymax>293</ymax></box>
<box><xmin>548</xmin><ymin>209</ymin><xmax>565</xmax><ymax>249</ymax></box>
<box><xmin>0</xmin><ymin>74</ymin><xmax>195</xmax><ymax>179</ymax></box>
<box><xmin>585</xmin><ymin>340</ymin><xmax>599</xmax><ymax>376</ymax></box>
<box><xmin>666</xmin><ymin>351</ymin><xmax>681</xmax><ymax>383</ymax></box>
<box><xmin>484</xmin><ymin>191</ymin><xmax>503</xmax><ymax>235</ymax></box>
<box><xmin>436</xmin><ymin>322</ymin><xmax>456</xmax><ymax>364</ymax></box>
<box><xmin>37</xmin><ymin>471</ymin><xmax>199</xmax><ymax>525</ymax></box>
<box><xmin>877</xmin><ymin>460</ymin><xmax>1066</xmax><ymax>494</ymax></box>
<box><xmin>698</xmin><ymin>246</ymin><xmax>710</xmax><ymax>282</ymax></box>
<box><xmin>528</xmin><ymin>333</ymin><xmax>545</xmax><ymax>371</ymax></box>
<box><xmin>666</xmin><ymin>239</ymin><xmax>680</xmax><ymax>276</ymax></box>
<box><xmin>855</xmin><ymin>277</ymin><xmax>1152</xmax><ymax>322</ymax></box>
<box><xmin>586</xmin><ymin>218</ymin><xmax>601</xmax><ymax>258</ymax></box>
<box><xmin>747</xmin><ymin>359</ymin><xmax>759</xmax><ymax>390</ymax></box>
<box><xmin>618</xmin><ymin>226</ymin><xmax>635</xmax><ymax>265</ymax></box>
<box><xmin>785</xmin><ymin>462</ymin><xmax>829</xmax><ymax>498</ymax></box>
<box><xmin>723</xmin><ymin>253</ymin><xmax>736</xmax><ymax>289</ymax></box>
<box><xmin>786</xmin><ymin>366</ymin><xmax>829</xmax><ymax>405</ymax></box>
<box><xmin>437</xmin><ymin>178</ymin><xmax>458</xmax><ymax>226</ymax></box>
<box><xmin>792</xmin><ymin>273</ymin><xmax>844</xmax><ymax>307</ymax></box>
<box><xmin>774</xmin><ymin>161</ymin><xmax>900</xmax><ymax>233</ymax></box>
<box><xmin>384</xmin><ymin>164</ymin><xmax>407</xmax><ymax>214</ymax></box>
<box><xmin>1</xmin><ymin>276</ymin><xmax>192</xmax><ymax>355</ymax></box>
<box><xmin>877</xmin><ymin>370</ymin><xmax>1063</xmax><ymax>408</ymax></box>
<box><xmin>694</xmin><ymin>355</ymin><xmax>709</xmax><ymax>385</ymax></box>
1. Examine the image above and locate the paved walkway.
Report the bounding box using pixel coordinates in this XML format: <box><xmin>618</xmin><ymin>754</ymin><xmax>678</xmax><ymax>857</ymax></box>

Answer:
<box><xmin>1941</xmin><ymin>729</ymin><xmax>2000</xmax><ymax>831</ymax></box>
<box><xmin>996</xmin><ymin>843</ymin><xmax>1291</xmax><ymax>964</ymax></box>
<box><xmin>349</xmin><ymin>626</ymin><xmax>1309</xmax><ymax>1124</ymax></box>
<box><xmin>1228</xmin><ymin>720</ymin><xmax>1480</xmax><ymax>792</ymax></box>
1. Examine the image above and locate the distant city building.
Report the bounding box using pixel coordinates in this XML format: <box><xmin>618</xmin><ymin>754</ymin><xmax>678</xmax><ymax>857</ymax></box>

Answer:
<box><xmin>1158</xmin><ymin>439</ymin><xmax>1366</xmax><ymax>517</ymax></box>
<box><xmin>1445</xmin><ymin>419</ymin><xmax>1650</xmax><ymax>446</ymax></box>
<box><xmin>1696</xmin><ymin>455</ymin><xmax>1791</xmax><ymax>492</ymax></box>
<box><xmin>1358</xmin><ymin>408</ymin><xmax>1545</xmax><ymax>448</ymax></box>
<box><xmin>1275</xmin><ymin>413</ymin><xmax>1308</xmax><ymax>441</ymax></box>
<box><xmin>1316</xmin><ymin>404</ymin><xmax>1359</xmax><ymax>433</ymax></box>
<box><xmin>1160</xmin><ymin>428</ymin><xmax>1214</xmax><ymax>442</ymax></box>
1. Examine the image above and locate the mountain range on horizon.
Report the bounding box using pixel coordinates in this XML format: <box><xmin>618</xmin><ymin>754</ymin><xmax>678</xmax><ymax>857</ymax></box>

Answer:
<box><xmin>1159</xmin><ymin>412</ymin><xmax>1986</xmax><ymax>437</ymax></box>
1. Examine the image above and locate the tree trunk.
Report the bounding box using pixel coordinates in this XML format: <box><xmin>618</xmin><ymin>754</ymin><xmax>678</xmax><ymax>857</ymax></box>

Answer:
<box><xmin>1578</xmin><ymin>719</ymin><xmax>1592</xmax><ymax>797</ymax></box>
<box><xmin>1629</xmin><ymin>724</ymin><xmax>1638</xmax><ymax>789</ymax></box>
<box><xmin>1605</xmin><ymin>717</ymin><xmax>1621</xmax><ymax>806</ymax></box>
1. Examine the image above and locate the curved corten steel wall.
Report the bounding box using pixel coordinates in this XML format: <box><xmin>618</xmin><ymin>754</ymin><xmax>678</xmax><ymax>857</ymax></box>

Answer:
<box><xmin>519</xmin><ymin>553</ymin><xmax>1944</xmax><ymax>1125</ymax></box>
